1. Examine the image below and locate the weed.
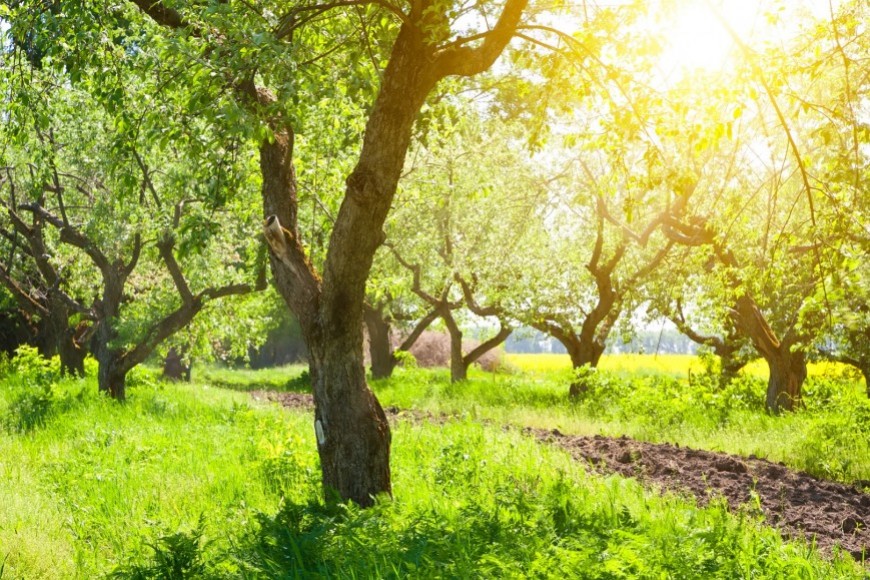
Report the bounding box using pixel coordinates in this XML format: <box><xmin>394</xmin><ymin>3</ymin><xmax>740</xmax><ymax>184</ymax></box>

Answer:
<box><xmin>109</xmin><ymin>518</ymin><xmax>210</xmax><ymax>579</ymax></box>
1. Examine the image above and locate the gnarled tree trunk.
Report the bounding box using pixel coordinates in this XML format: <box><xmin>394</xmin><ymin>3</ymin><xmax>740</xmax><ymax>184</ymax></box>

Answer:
<box><xmin>441</xmin><ymin>307</ymin><xmax>467</xmax><ymax>382</ymax></box>
<box><xmin>765</xmin><ymin>348</ymin><xmax>806</xmax><ymax>412</ymax></box>
<box><xmin>58</xmin><ymin>325</ymin><xmax>87</xmax><ymax>377</ymax></box>
<box><xmin>732</xmin><ymin>295</ymin><xmax>807</xmax><ymax>413</ymax></box>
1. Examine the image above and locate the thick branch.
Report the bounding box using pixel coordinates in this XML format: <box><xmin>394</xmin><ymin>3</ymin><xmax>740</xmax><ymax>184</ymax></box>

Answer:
<box><xmin>130</xmin><ymin>0</ymin><xmax>190</xmax><ymax>30</ymax></box>
<box><xmin>433</xmin><ymin>0</ymin><xmax>528</xmax><ymax>77</ymax></box>
<box><xmin>669</xmin><ymin>301</ymin><xmax>725</xmax><ymax>351</ymax></box>
<box><xmin>396</xmin><ymin>307</ymin><xmax>439</xmax><ymax>352</ymax></box>
<box><xmin>455</xmin><ymin>273</ymin><xmax>500</xmax><ymax>317</ymax></box>
<box><xmin>262</xmin><ymin>215</ymin><xmax>321</xmax><ymax>324</ymax></box>
<box><xmin>462</xmin><ymin>323</ymin><xmax>511</xmax><ymax>367</ymax></box>
<box><xmin>157</xmin><ymin>235</ymin><xmax>194</xmax><ymax>305</ymax></box>
<box><xmin>386</xmin><ymin>243</ymin><xmax>440</xmax><ymax>305</ymax></box>
<box><xmin>19</xmin><ymin>203</ymin><xmax>113</xmax><ymax>274</ymax></box>
<box><xmin>731</xmin><ymin>294</ymin><xmax>781</xmax><ymax>359</ymax></box>
<box><xmin>0</xmin><ymin>265</ymin><xmax>48</xmax><ymax>316</ymax></box>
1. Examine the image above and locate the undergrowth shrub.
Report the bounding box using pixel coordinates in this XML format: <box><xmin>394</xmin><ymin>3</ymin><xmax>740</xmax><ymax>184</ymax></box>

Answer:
<box><xmin>567</xmin><ymin>365</ymin><xmax>767</xmax><ymax>430</ymax></box>
<box><xmin>109</xmin><ymin>519</ymin><xmax>210</xmax><ymax>580</ymax></box>
<box><xmin>1</xmin><ymin>346</ymin><xmax>59</xmax><ymax>433</ymax></box>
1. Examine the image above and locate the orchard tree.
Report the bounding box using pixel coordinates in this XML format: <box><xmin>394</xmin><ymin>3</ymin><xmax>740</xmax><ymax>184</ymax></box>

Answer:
<box><xmin>381</xmin><ymin>116</ymin><xmax>539</xmax><ymax>381</ymax></box>
<box><xmin>0</xmin><ymin>170</ymin><xmax>90</xmax><ymax>376</ymax></box>
<box><xmin>653</xmin><ymin>0</ymin><xmax>870</xmax><ymax>411</ymax></box>
<box><xmin>646</xmin><ymin>247</ymin><xmax>754</xmax><ymax>384</ymax></box>
<box><xmin>65</xmin><ymin>0</ymin><xmax>532</xmax><ymax>504</ymax></box>
<box><xmin>0</xmin><ymin>58</ymin><xmax>265</xmax><ymax>399</ymax></box>
<box><xmin>817</xmin><ymin>247</ymin><xmax>870</xmax><ymax>395</ymax></box>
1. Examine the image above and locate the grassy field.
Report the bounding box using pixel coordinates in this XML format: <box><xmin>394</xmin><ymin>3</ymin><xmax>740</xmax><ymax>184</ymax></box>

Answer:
<box><xmin>374</xmin><ymin>360</ymin><xmax>870</xmax><ymax>486</ymax></box>
<box><xmin>0</xmin><ymin>349</ymin><xmax>868</xmax><ymax>577</ymax></box>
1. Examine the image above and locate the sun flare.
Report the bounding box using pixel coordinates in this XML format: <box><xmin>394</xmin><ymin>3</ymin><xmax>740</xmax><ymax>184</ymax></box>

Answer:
<box><xmin>656</xmin><ymin>1</ymin><xmax>761</xmax><ymax>77</ymax></box>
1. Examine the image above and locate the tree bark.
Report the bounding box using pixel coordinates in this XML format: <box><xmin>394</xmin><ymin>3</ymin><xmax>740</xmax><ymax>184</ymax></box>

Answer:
<box><xmin>442</xmin><ymin>308</ymin><xmax>466</xmax><ymax>382</ymax></box>
<box><xmin>363</xmin><ymin>305</ymin><xmax>396</xmax><ymax>380</ymax></box>
<box><xmin>731</xmin><ymin>295</ymin><xmax>807</xmax><ymax>412</ymax></box>
<box><xmin>58</xmin><ymin>325</ymin><xmax>86</xmax><ymax>377</ymax></box>
<box><xmin>307</xmin><ymin>331</ymin><xmax>392</xmax><ymax>505</ymax></box>
<box><xmin>95</xmin><ymin>347</ymin><xmax>128</xmax><ymax>400</ymax></box>
<box><xmin>765</xmin><ymin>349</ymin><xmax>806</xmax><ymax>412</ymax></box>
<box><xmin>566</xmin><ymin>338</ymin><xmax>606</xmax><ymax>397</ymax></box>
<box><xmin>162</xmin><ymin>346</ymin><xmax>191</xmax><ymax>381</ymax></box>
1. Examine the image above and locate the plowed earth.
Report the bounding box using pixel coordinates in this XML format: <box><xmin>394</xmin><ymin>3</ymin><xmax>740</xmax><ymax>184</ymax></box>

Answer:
<box><xmin>251</xmin><ymin>390</ymin><xmax>870</xmax><ymax>561</ymax></box>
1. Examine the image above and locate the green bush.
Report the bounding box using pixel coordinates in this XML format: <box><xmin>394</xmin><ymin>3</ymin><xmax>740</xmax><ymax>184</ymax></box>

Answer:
<box><xmin>1</xmin><ymin>346</ymin><xmax>59</xmax><ymax>433</ymax></box>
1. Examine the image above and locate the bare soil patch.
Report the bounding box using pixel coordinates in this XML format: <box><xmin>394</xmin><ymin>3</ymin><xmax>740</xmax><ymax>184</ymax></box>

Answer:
<box><xmin>252</xmin><ymin>391</ymin><xmax>869</xmax><ymax>560</ymax></box>
<box><xmin>530</xmin><ymin>429</ymin><xmax>870</xmax><ymax>560</ymax></box>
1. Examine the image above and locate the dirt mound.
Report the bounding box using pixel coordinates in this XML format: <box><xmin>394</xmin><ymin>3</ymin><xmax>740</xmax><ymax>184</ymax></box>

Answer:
<box><xmin>251</xmin><ymin>391</ymin><xmax>869</xmax><ymax>561</ymax></box>
<box><xmin>531</xmin><ymin>429</ymin><xmax>870</xmax><ymax>560</ymax></box>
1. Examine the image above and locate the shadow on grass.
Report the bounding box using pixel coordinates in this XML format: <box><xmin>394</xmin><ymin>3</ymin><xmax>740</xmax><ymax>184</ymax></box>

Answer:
<box><xmin>199</xmin><ymin>366</ymin><xmax>312</xmax><ymax>394</ymax></box>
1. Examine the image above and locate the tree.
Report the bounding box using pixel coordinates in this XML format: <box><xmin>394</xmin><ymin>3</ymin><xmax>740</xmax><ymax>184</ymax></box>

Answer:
<box><xmin>0</xmin><ymin>59</ymin><xmax>265</xmax><ymax>399</ymax></box>
<box><xmin>66</xmin><ymin>0</ymin><xmax>531</xmax><ymax>504</ymax></box>
<box><xmin>379</xmin><ymin>114</ymin><xmax>549</xmax><ymax>382</ymax></box>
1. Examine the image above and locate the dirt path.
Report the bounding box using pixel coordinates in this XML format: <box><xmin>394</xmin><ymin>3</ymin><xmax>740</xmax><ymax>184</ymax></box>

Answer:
<box><xmin>252</xmin><ymin>391</ymin><xmax>869</xmax><ymax>560</ymax></box>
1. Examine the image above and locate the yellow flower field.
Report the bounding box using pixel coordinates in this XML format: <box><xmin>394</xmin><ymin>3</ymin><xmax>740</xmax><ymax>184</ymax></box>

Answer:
<box><xmin>505</xmin><ymin>353</ymin><xmax>858</xmax><ymax>381</ymax></box>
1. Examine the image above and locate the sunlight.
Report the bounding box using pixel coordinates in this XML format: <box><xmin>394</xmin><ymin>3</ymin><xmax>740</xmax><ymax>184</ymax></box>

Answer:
<box><xmin>655</xmin><ymin>0</ymin><xmax>843</xmax><ymax>80</ymax></box>
<box><xmin>656</xmin><ymin>1</ymin><xmax>760</xmax><ymax>77</ymax></box>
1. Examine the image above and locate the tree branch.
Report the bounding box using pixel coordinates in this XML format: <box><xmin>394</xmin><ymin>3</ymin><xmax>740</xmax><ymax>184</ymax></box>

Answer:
<box><xmin>462</xmin><ymin>323</ymin><xmax>511</xmax><ymax>367</ymax></box>
<box><xmin>157</xmin><ymin>235</ymin><xmax>194</xmax><ymax>305</ymax></box>
<box><xmin>433</xmin><ymin>0</ymin><xmax>528</xmax><ymax>78</ymax></box>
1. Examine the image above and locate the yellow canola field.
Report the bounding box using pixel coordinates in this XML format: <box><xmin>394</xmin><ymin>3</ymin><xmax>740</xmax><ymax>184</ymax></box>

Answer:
<box><xmin>505</xmin><ymin>353</ymin><xmax>856</xmax><ymax>380</ymax></box>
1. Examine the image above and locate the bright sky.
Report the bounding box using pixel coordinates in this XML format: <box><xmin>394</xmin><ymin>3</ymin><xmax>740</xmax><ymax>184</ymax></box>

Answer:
<box><xmin>536</xmin><ymin>0</ymin><xmax>842</xmax><ymax>85</ymax></box>
<box><xmin>654</xmin><ymin>0</ymin><xmax>841</xmax><ymax>80</ymax></box>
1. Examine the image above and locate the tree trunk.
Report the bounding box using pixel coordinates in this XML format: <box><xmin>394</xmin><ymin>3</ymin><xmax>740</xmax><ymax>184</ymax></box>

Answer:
<box><xmin>764</xmin><ymin>348</ymin><xmax>806</xmax><ymax>413</ymax></box>
<box><xmin>441</xmin><ymin>308</ymin><xmax>466</xmax><ymax>382</ymax></box>
<box><xmin>566</xmin><ymin>339</ymin><xmax>605</xmax><ymax>397</ymax></box>
<box><xmin>90</xmin><ymin>272</ymin><xmax>127</xmax><ymax>400</ymax></box>
<box><xmin>35</xmin><ymin>314</ymin><xmax>60</xmax><ymax>360</ymax></box>
<box><xmin>58</xmin><ymin>327</ymin><xmax>86</xmax><ymax>377</ymax></box>
<box><xmin>363</xmin><ymin>306</ymin><xmax>395</xmax><ymax>380</ymax></box>
<box><xmin>308</xmin><ymin>332</ymin><xmax>392</xmax><ymax>506</ymax></box>
<box><xmin>731</xmin><ymin>295</ymin><xmax>806</xmax><ymax>413</ymax></box>
<box><xmin>95</xmin><ymin>345</ymin><xmax>128</xmax><ymax>401</ymax></box>
<box><xmin>864</xmin><ymin>366</ymin><xmax>870</xmax><ymax>399</ymax></box>
<box><xmin>257</xmin><ymin>1</ymin><xmax>526</xmax><ymax>505</ymax></box>
<box><xmin>162</xmin><ymin>346</ymin><xmax>191</xmax><ymax>381</ymax></box>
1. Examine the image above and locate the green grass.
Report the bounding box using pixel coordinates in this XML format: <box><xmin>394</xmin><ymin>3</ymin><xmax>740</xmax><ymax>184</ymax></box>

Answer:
<box><xmin>0</xmin><ymin>349</ymin><xmax>868</xmax><ymax>577</ymax></box>
<box><xmin>196</xmin><ymin>363</ymin><xmax>310</xmax><ymax>392</ymax></box>
<box><xmin>370</xmin><ymin>363</ymin><xmax>870</xmax><ymax>486</ymax></box>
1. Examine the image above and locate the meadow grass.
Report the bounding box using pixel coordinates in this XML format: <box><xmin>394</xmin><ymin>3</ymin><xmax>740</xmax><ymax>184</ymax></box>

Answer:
<box><xmin>0</xmin><ymin>350</ymin><xmax>868</xmax><ymax>577</ymax></box>
<box><xmin>196</xmin><ymin>363</ymin><xmax>310</xmax><ymax>392</ymax></box>
<box><xmin>372</xmin><ymin>360</ymin><xmax>870</xmax><ymax>485</ymax></box>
